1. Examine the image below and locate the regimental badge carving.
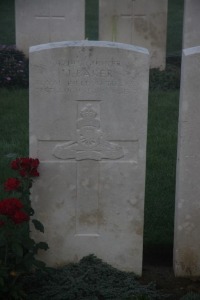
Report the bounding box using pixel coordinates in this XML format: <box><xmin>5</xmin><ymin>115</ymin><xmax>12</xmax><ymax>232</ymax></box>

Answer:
<box><xmin>53</xmin><ymin>103</ymin><xmax>124</xmax><ymax>161</ymax></box>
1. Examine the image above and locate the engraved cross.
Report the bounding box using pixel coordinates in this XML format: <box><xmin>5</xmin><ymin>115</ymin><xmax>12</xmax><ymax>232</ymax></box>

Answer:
<box><xmin>35</xmin><ymin>0</ymin><xmax>65</xmax><ymax>41</ymax></box>
<box><xmin>112</xmin><ymin>0</ymin><xmax>146</xmax><ymax>42</ymax></box>
<box><xmin>53</xmin><ymin>101</ymin><xmax>125</xmax><ymax>236</ymax></box>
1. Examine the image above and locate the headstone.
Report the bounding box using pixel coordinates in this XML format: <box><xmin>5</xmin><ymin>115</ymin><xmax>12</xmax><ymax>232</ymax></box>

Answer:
<box><xmin>99</xmin><ymin>0</ymin><xmax>168</xmax><ymax>70</ymax></box>
<box><xmin>29</xmin><ymin>41</ymin><xmax>149</xmax><ymax>275</ymax></box>
<box><xmin>15</xmin><ymin>0</ymin><xmax>85</xmax><ymax>56</ymax></box>
<box><xmin>183</xmin><ymin>0</ymin><xmax>200</xmax><ymax>48</ymax></box>
<box><xmin>174</xmin><ymin>46</ymin><xmax>200</xmax><ymax>277</ymax></box>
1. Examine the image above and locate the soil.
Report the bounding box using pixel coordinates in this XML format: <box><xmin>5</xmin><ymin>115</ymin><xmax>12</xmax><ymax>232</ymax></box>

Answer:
<box><xmin>140</xmin><ymin>249</ymin><xmax>200</xmax><ymax>300</ymax></box>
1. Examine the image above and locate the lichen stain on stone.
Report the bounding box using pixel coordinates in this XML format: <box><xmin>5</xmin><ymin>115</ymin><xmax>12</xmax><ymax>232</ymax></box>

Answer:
<box><xmin>56</xmin><ymin>199</ymin><xmax>65</xmax><ymax>209</ymax></box>
<box><xmin>88</xmin><ymin>47</ymin><xmax>94</xmax><ymax>57</ymax></box>
<box><xmin>179</xmin><ymin>249</ymin><xmax>199</xmax><ymax>276</ymax></box>
<box><xmin>53</xmin><ymin>234</ymin><xmax>65</xmax><ymax>248</ymax></box>
<box><xmin>79</xmin><ymin>209</ymin><xmax>105</xmax><ymax>225</ymax></box>
<box><xmin>129</xmin><ymin>219</ymin><xmax>143</xmax><ymax>236</ymax></box>
<box><xmin>66</xmin><ymin>216</ymin><xmax>76</xmax><ymax>231</ymax></box>
<box><xmin>148</xmin><ymin>16</ymin><xmax>164</xmax><ymax>47</ymax></box>
<box><xmin>134</xmin><ymin>19</ymin><xmax>148</xmax><ymax>34</ymax></box>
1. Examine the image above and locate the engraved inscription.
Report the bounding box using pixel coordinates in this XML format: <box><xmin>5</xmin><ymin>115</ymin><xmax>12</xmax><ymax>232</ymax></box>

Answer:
<box><xmin>33</xmin><ymin>59</ymin><xmax>135</xmax><ymax>94</ymax></box>
<box><xmin>53</xmin><ymin>103</ymin><xmax>124</xmax><ymax>161</ymax></box>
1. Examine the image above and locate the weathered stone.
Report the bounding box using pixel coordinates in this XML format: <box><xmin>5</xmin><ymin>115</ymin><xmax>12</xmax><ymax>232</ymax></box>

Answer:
<box><xmin>15</xmin><ymin>0</ymin><xmax>85</xmax><ymax>56</ymax></box>
<box><xmin>183</xmin><ymin>0</ymin><xmax>200</xmax><ymax>48</ymax></box>
<box><xmin>99</xmin><ymin>0</ymin><xmax>168</xmax><ymax>70</ymax></box>
<box><xmin>29</xmin><ymin>41</ymin><xmax>149</xmax><ymax>275</ymax></box>
<box><xmin>174</xmin><ymin>46</ymin><xmax>200</xmax><ymax>277</ymax></box>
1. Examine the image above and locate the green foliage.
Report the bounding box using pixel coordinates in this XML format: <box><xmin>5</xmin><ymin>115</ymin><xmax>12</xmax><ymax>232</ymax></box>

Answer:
<box><xmin>181</xmin><ymin>293</ymin><xmax>200</xmax><ymax>300</ymax></box>
<box><xmin>0</xmin><ymin>47</ymin><xmax>29</xmax><ymax>88</ymax></box>
<box><xmin>23</xmin><ymin>255</ymin><xmax>163</xmax><ymax>300</ymax></box>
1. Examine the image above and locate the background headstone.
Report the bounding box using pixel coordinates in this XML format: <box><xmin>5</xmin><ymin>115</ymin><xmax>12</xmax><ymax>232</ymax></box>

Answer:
<box><xmin>183</xmin><ymin>0</ymin><xmax>200</xmax><ymax>48</ymax></box>
<box><xmin>29</xmin><ymin>41</ymin><xmax>149</xmax><ymax>275</ymax></box>
<box><xmin>174</xmin><ymin>46</ymin><xmax>200</xmax><ymax>277</ymax></box>
<box><xmin>15</xmin><ymin>0</ymin><xmax>85</xmax><ymax>56</ymax></box>
<box><xmin>99</xmin><ymin>0</ymin><xmax>168</xmax><ymax>70</ymax></box>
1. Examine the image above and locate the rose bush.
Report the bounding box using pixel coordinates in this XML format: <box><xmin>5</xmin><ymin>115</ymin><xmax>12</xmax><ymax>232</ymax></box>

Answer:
<box><xmin>0</xmin><ymin>157</ymin><xmax>48</xmax><ymax>299</ymax></box>
<box><xmin>0</xmin><ymin>46</ymin><xmax>29</xmax><ymax>88</ymax></box>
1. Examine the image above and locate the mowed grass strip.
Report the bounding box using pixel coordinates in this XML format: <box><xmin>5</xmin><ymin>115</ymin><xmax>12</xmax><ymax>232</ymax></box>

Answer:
<box><xmin>0</xmin><ymin>0</ymin><xmax>15</xmax><ymax>45</ymax></box>
<box><xmin>167</xmin><ymin>0</ymin><xmax>184</xmax><ymax>55</ymax></box>
<box><xmin>144</xmin><ymin>91</ymin><xmax>179</xmax><ymax>250</ymax></box>
<box><xmin>85</xmin><ymin>0</ymin><xmax>99</xmax><ymax>40</ymax></box>
<box><xmin>0</xmin><ymin>88</ymin><xmax>28</xmax><ymax>198</ymax></box>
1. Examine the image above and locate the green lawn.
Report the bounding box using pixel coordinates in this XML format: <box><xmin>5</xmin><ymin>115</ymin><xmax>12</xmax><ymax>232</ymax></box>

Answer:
<box><xmin>0</xmin><ymin>0</ymin><xmax>15</xmax><ymax>45</ymax></box>
<box><xmin>167</xmin><ymin>0</ymin><xmax>184</xmax><ymax>55</ymax></box>
<box><xmin>0</xmin><ymin>89</ymin><xmax>28</xmax><ymax>199</ymax></box>
<box><xmin>0</xmin><ymin>0</ymin><xmax>183</xmax><ymax>259</ymax></box>
<box><xmin>144</xmin><ymin>91</ymin><xmax>179</xmax><ymax>252</ymax></box>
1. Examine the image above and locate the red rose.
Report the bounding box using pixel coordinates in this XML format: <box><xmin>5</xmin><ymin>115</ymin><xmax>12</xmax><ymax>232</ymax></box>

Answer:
<box><xmin>11</xmin><ymin>210</ymin><xmax>29</xmax><ymax>224</ymax></box>
<box><xmin>11</xmin><ymin>157</ymin><xmax>40</xmax><ymax>178</ymax></box>
<box><xmin>19</xmin><ymin>169</ymin><xmax>27</xmax><ymax>177</ymax></box>
<box><xmin>20</xmin><ymin>158</ymin><xmax>31</xmax><ymax>170</ymax></box>
<box><xmin>4</xmin><ymin>178</ymin><xmax>21</xmax><ymax>191</ymax></box>
<box><xmin>11</xmin><ymin>159</ymin><xmax>19</xmax><ymax>170</ymax></box>
<box><xmin>0</xmin><ymin>198</ymin><xmax>23</xmax><ymax>216</ymax></box>
<box><xmin>30</xmin><ymin>169</ymin><xmax>39</xmax><ymax>177</ymax></box>
<box><xmin>30</xmin><ymin>158</ymin><xmax>39</xmax><ymax>169</ymax></box>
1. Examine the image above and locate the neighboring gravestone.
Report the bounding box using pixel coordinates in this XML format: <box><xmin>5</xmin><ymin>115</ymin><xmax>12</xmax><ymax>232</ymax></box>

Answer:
<box><xmin>99</xmin><ymin>0</ymin><xmax>168</xmax><ymax>70</ymax></box>
<box><xmin>174</xmin><ymin>46</ymin><xmax>200</xmax><ymax>277</ymax></box>
<box><xmin>183</xmin><ymin>0</ymin><xmax>200</xmax><ymax>48</ymax></box>
<box><xmin>15</xmin><ymin>0</ymin><xmax>85</xmax><ymax>56</ymax></box>
<box><xmin>29</xmin><ymin>41</ymin><xmax>149</xmax><ymax>275</ymax></box>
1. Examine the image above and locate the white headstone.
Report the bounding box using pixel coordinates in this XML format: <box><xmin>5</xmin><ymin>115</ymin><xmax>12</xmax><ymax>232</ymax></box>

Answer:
<box><xmin>30</xmin><ymin>41</ymin><xmax>149</xmax><ymax>275</ymax></box>
<box><xmin>174</xmin><ymin>46</ymin><xmax>200</xmax><ymax>277</ymax></box>
<box><xmin>15</xmin><ymin>0</ymin><xmax>85</xmax><ymax>56</ymax></box>
<box><xmin>99</xmin><ymin>0</ymin><xmax>168</xmax><ymax>70</ymax></box>
<box><xmin>183</xmin><ymin>0</ymin><xmax>200</xmax><ymax>49</ymax></box>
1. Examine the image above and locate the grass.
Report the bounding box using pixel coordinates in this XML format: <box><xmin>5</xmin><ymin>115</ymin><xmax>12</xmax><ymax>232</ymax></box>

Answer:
<box><xmin>167</xmin><ymin>0</ymin><xmax>184</xmax><ymax>55</ymax></box>
<box><xmin>85</xmin><ymin>0</ymin><xmax>99</xmax><ymax>40</ymax></box>
<box><xmin>0</xmin><ymin>88</ymin><xmax>28</xmax><ymax>198</ymax></box>
<box><xmin>144</xmin><ymin>91</ymin><xmax>179</xmax><ymax>252</ymax></box>
<box><xmin>0</xmin><ymin>0</ymin><xmax>15</xmax><ymax>45</ymax></box>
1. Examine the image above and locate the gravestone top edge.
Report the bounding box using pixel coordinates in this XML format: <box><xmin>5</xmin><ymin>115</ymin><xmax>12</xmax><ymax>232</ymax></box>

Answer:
<box><xmin>183</xmin><ymin>46</ymin><xmax>200</xmax><ymax>56</ymax></box>
<box><xmin>29</xmin><ymin>40</ymin><xmax>149</xmax><ymax>55</ymax></box>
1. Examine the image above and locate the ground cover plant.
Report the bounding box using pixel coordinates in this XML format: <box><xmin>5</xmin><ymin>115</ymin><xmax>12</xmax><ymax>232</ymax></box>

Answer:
<box><xmin>22</xmin><ymin>255</ymin><xmax>163</xmax><ymax>300</ymax></box>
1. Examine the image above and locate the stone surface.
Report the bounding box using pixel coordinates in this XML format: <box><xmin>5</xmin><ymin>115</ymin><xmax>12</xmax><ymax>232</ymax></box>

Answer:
<box><xmin>174</xmin><ymin>46</ymin><xmax>200</xmax><ymax>277</ymax></box>
<box><xmin>99</xmin><ymin>0</ymin><xmax>168</xmax><ymax>70</ymax></box>
<box><xmin>183</xmin><ymin>0</ymin><xmax>200</xmax><ymax>48</ymax></box>
<box><xmin>15</xmin><ymin>0</ymin><xmax>85</xmax><ymax>56</ymax></box>
<box><xmin>29</xmin><ymin>41</ymin><xmax>149</xmax><ymax>275</ymax></box>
